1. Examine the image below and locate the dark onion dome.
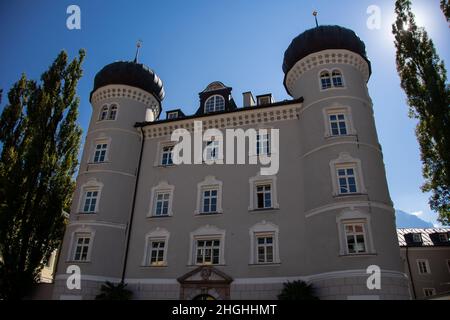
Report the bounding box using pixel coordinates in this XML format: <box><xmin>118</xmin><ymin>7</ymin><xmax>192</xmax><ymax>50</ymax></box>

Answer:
<box><xmin>90</xmin><ymin>61</ymin><xmax>165</xmax><ymax>103</ymax></box>
<box><xmin>283</xmin><ymin>25</ymin><xmax>372</xmax><ymax>77</ymax></box>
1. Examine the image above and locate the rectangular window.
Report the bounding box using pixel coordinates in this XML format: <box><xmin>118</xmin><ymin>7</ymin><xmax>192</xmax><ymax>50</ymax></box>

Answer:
<box><xmin>154</xmin><ymin>192</ymin><xmax>170</xmax><ymax>216</ymax></box>
<box><xmin>161</xmin><ymin>146</ymin><xmax>174</xmax><ymax>166</ymax></box>
<box><xmin>257</xmin><ymin>236</ymin><xmax>274</xmax><ymax>264</ymax></box>
<box><xmin>196</xmin><ymin>239</ymin><xmax>220</xmax><ymax>265</ymax></box>
<box><xmin>256</xmin><ymin>184</ymin><xmax>272</xmax><ymax>209</ymax></box>
<box><xmin>257</xmin><ymin>133</ymin><xmax>270</xmax><ymax>156</ymax></box>
<box><xmin>148</xmin><ymin>240</ymin><xmax>166</xmax><ymax>266</ymax></box>
<box><xmin>205</xmin><ymin>141</ymin><xmax>219</xmax><ymax>161</ymax></box>
<box><xmin>202</xmin><ymin>189</ymin><xmax>218</xmax><ymax>214</ymax></box>
<box><xmin>93</xmin><ymin>143</ymin><xmax>108</xmax><ymax>163</ymax></box>
<box><xmin>337</xmin><ymin>167</ymin><xmax>358</xmax><ymax>194</ymax></box>
<box><xmin>344</xmin><ymin>224</ymin><xmax>366</xmax><ymax>254</ymax></box>
<box><xmin>417</xmin><ymin>259</ymin><xmax>431</xmax><ymax>274</ymax></box>
<box><xmin>423</xmin><ymin>288</ymin><xmax>436</xmax><ymax>297</ymax></box>
<box><xmin>73</xmin><ymin>234</ymin><xmax>91</xmax><ymax>261</ymax></box>
<box><xmin>412</xmin><ymin>233</ymin><xmax>423</xmax><ymax>243</ymax></box>
<box><xmin>82</xmin><ymin>191</ymin><xmax>98</xmax><ymax>213</ymax></box>
<box><xmin>167</xmin><ymin>112</ymin><xmax>178</xmax><ymax>119</ymax></box>
<box><xmin>438</xmin><ymin>233</ymin><xmax>449</xmax><ymax>242</ymax></box>
<box><xmin>329</xmin><ymin>114</ymin><xmax>348</xmax><ymax>136</ymax></box>
<box><xmin>108</xmin><ymin>105</ymin><xmax>117</xmax><ymax>120</ymax></box>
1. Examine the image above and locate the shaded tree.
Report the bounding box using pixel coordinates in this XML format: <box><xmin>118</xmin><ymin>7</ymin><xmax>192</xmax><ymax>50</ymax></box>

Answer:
<box><xmin>392</xmin><ymin>0</ymin><xmax>450</xmax><ymax>225</ymax></box>
<box><xmin>441</xmin><ymin>0</ymin><xmax>450</xmax><ymax>21</ymax></box>
<box><xmin>0</xmin><ymin>50</ymin><xmax>85</xmax><ymax>299</ymax></box>
<box><xmin>95</xmin><ymin>281</ymin><xmax>133</xmax><ymax>300</ymax></box>
<box><xmin>278</xmin><ymin>280</ymin><xmax>319</xmax><ymax>300</ymax></box>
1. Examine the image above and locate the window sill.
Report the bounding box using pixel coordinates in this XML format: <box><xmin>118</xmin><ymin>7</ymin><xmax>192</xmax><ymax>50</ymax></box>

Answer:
<box><xmin>66</xmin><ymin>260</ymin><xmax>91</xmax><ymax>264</ymax></box>
<box><xmin>249</xmin><ymin>208</ymin><xmax>280</xmax><ymax>213</ymax></box>
<box><xmin>195</xmin><ymin>212</ymin><xmax>223</xmax><ymax>217</ymax></box>
<box><xmin>76</xmin><ymin>212</ymin><xmax>98</xmax><ymax>216</ymax></box>
<box><xmin>333</xmin><ymin>193</ymin><xmax>368</xmax><ymax>199</ymax></box>
<box><xmin>188</xmin><ymin>264</ymin><xmax>226</xmax><ymax>267</ymax></box>
<box><xmin>320</xmin><ymin>86</ymin><xmax>346</xmax><ymax>92</ymax></box>
<box><xmin>249</xmin><ymin>263</ymin><xmax>281</xmax><ymax>267</ymax></box>
<box><xmin>87</xmin><ymin>161</ymin><xmax>111</xmax><ymax>165</ymax></box>
<box><xmin>339</xmin><ymin>253</ymin><xmax>377</xmax><ymax>258</ymax></box>
<box><xmin>140</xmin><ymin>264</ymin><xmax>168</xmax><ymax>268</ymax></box>
<box><xmin>324</xmin><ymin>134</ymin><xmax>357</xmax><ymax>140</ymax></box>
<box><xmin>147</xmin><ymin>215</ymin><xmax>172</xmax><ymax>219</ymax></box>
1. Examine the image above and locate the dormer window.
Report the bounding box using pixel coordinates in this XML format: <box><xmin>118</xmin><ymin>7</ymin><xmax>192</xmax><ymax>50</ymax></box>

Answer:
<box><xmin>412</xmin><ymin>233</ymin><xmax>423</xmax><ymax>243</ymax></box>
<box><xmin>167</xmin><ymin>112</ymin><xmax>178</xmax><ymax>120</ymax></box>
<box><xmin>438</xmin><ymin>233</ymin><xmax>449</xmax><ymax>243</ymax></box>
<box><xmin>205</xmin><ymin>95</ymin><xmax>225</xmax><ymax>113</ymax></box>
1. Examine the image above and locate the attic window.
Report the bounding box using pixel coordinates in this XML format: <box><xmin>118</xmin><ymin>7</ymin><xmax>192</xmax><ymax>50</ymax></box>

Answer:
<box><xmin>205</xmin><ymin>95</ymin><xmax>225</xmax><ymax>113</ymax></box>
<box><xmin>167</xmin><ymin>112</ymin><xmax>178</xmax><ymax>120</ymax></box>
<box><xmin>438</xmin><ymin>233</ymin><xmax>449</xmax><ymax>243</ymax></box>
<box><xmin>257</xmin><ymin>95</ymin><xmax>272</xmax><ymax>106</ymax></box>
<box><xmin>412</xmin><ymin>233</ymin><xmax>423</xmax><ymax>243</ymax></box>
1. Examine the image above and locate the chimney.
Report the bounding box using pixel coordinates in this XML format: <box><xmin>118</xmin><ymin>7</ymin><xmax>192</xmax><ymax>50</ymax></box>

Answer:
<box><xmin>242</xmin><ymin>92</ymin><xmax>256</xmax><ymax>108</ymax></box>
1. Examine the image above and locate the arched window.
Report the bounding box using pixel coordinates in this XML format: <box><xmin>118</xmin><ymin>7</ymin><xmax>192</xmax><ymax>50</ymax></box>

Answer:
<box><xmin>320</xmin><ymin>71</ymin><xmax>332</xmax><ymax>90</ymax></box>
<box><xmin>205</xmin><ymin>95</ymin><xmax>225</xmax><ymax>113</ymax></box>
<box><xmin>332</xmin><ymin>70</ymin><xmax>344</xmax><ymax>87</ymax></box>
<box><xmin>99</xmin><ymin>105</ymin><xmax>109</xmax><ymax>121</ymax></box>
<box><xmin>108</xmin><ymin>104</ymin><xmax>118</xmax><ymax>120</ymax></box>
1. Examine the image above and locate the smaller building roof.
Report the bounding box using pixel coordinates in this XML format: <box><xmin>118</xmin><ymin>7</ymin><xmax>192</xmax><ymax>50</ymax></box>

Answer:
<box><xmin>397</xmin><ymin>228</ymin><xmax>450</xmax><ymax>247</ymax></box>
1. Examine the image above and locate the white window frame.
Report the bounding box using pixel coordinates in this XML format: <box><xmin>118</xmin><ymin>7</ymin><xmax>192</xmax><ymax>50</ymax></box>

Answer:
<box><xmin>67</xmin><ymin>227</ymin><xmax>95</xmax><ymax>262</ymax></box>
<box><xmin>417</xmin><ymin>259</ymin><xmax>431</xmax><ymax>275</ymax></box>
<box><xmin>319</xmin><ymin>68</ymin><xmax>345</xmax><ymax>91</ymax></box>
<box><xmin>256</xmin><ymin>131</ymin><xmax>271</xmax><ymax>156</ymax></box>
<box><xmin>336</xmin><ymin>209</ymin><xmax>375</xmax><ymax>256</ymax></box>
<box><xmin>331</xmin><ymin>69</ymin><xmax>344</xmax><ymax>87</ymax></box>
<box><xmin>205</xmin><ymin>140</ymin><xmax>220</xmax><ymax>161</ymax></box>
<box><xmin>189</xmin><ymin>225</ymin><xmax>225</xmax><ymax>266</ymax></box>
<box><xmin>195</xmin><ymin>176</ymin><xmax>223</xmax><ymax>215</ymax></box>
<box><xmin>142</xmin><ymin>228</ymin><xmax>170</xmax><ymax>267</ymax></box>
<box><xmin>98</xmin><ymin>103</ymin><xmax>119</xmax><ymax>122</ymax></box>
<box><xmin>412</xmin><ymin>233</ymin><xmax>423</xmax><ymax>243</ymax></box>
<box><xmin>93</xmin><ymin>142</ymin><xmax>108</xmax><ymax>163</ymax></box>
<box><xmin>204</xmin><ymin>94</ymin><xmax>225</xmax><ymax>113</ymax></box>
<box><xmin>161</xmin><ymin>145</ymin><xmax>174</xmax><ymax>166</ymax></box>
<box><xmin>148</xmin><ymin>181</ymin><xmax>174</xmax><ymax>217</ymax></box>
<box><xmin>330</xmin><ymin>153</ymin><xmax>367</xmax><ymax>197</ymax></box>
<box><xmin>322</xmin><ymin>106</ymin><xmax>355</xmax><ymax>138</ymax></box>
<box><xmin>249</xmin><ymin>174</ymin><xmax>279</xmax><ymax>211</ymax></box>
<box><xmin>423</xmin><ymin>288</ymin><xmax>436</xmax><ymax>297</ymax></box>
<box><xmin>77</xmin><ymin>179</ymin><xmax>103</xmax><ymax>214</ymax></box>
<box><xmin>154</xmin><ymin>141</ymin><xmax>176</xmax><ymax>167</ymax></box>
<box><xmin>343</xmin><ymin>223</ymin><xmax>367</xmax><ymax>254</ymax></box>
<box><xmin>89</xmin><ymin>137</ymin><xmax>111</xmax><ymax>164</ymax></box>
<box><xmin>249</xmin><ymin>221</ymin><xmax>280</xmax><ymax>265</ymax></box>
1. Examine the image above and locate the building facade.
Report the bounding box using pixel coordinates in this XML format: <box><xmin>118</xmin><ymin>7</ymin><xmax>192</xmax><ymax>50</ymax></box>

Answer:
<box><xmin>398</xmin><ymin>228</ymin><xmax>450</xmax><ymax>299</ymax></box>
<box><xmin>53</xmin><ymin>25</ymin><xmax>411</xmax><ymax>300</ymax></box>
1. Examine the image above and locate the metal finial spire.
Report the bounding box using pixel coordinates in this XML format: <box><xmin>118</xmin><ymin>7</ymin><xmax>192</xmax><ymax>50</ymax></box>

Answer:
<box><xmin>313</xmin><ymin>11</ymin><xmax>319</xmax><ymax>28</ymax></box>
<box><xmin>134</xmin><ymin>40</ymin><xmax>143</xmax><ymax>63</ymax></box>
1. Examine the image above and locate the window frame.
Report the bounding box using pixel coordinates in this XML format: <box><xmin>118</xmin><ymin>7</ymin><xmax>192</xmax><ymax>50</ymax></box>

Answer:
<box><xmin>195</xmin><ymin>176</ymin><xmax>223</xmax><ymax>215</ymax></box>
<box><xmin>336</xmin><ymin>165</ymin><xmax>359</xmax><ymax>195</ymax></box>
<box><xmin>423</xmin><ymin>288</ymin><xmax>436</xmax><ymax>297</ymax></box>
<box><xmin>417</xmin><ymin>259</ymin><xmax>431</xmax><ymax>275</ymax></box>
<box><xmin>319</xmin><ymin>68</ymin><xmax>345</xmax><ymax>91</ymax></box>
<box><xmin>97</xmin><ymin>103</ymin><xmax>119</xmax><ymax>122</ymax></box>
<box><xmin>248</xmin><ymin>174</ymin><xmax>279</xmax><ymax>211</ymax></box>
<box><xmin>201</xmin><ymin>188</ymin><xmax>219</xmax><ymax>214</ymax></box>
<box><xmin>189</xmin><ymin>225</ymin><xmax>225</xmax><ymax>266</ymax></box>
<box><xmin>322</xmin><ymin>106</ymin><xmax>355</xmax><ymax>138</ymax></box>
<box><xmin>249</xmin><ymin>221</ymin><xmax>280</xmax><ymax>265</ymax></box>
<box><xmin>194</xmin><ymin>238</ymin><xmax>221</xmax><ymax>265</ymax></box>
<box><xmin>336</xmin><ymin>210</ymin><xmax>375</xmax><ymax>256</ymax></box>
<box><xmin>77</xmin><ymin>179</ymin><xmax>103</xmax><ymax>214</ymax></box>
<box><xmin>93</xmin><ymin>142</ymin><xmax>108</xmax><ymax>163</ymax></box>
<box><xmin>148</xmin><ymin>181</ymin><xmax>175</xmax><ymax>218</ymax></box>
<box><xmin>330</xmin><ymin>153</ymin><xmax>367</xmax><ymax>197</ymax></box>
<box><xmin>142</xmin><ymin>228</ymin><xmax>170</xmax><ymax>267</ymax></box>
<box><xmin>161</xmin><ymin>145</ymin><xmax>174</xmax><ymax>166</ymax></box>
<box><xmin>204</xmin><ymin>95</ymin><xmax>225</xmax><ymax>114</ymax></box>
<box><xmin>343</xmin><ymin>223</ymin><xmax>367</xmax><ymax>254</ymax></box>
<box><xmin>68</xmin><ymin>229</ymin><xmax>95</xmax><ymax>263</ymax></box>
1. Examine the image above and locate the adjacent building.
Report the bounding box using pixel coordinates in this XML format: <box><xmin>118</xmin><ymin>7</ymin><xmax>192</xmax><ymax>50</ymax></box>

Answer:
<box><xmin>398</xmin><ymin>228</ymin><xmax>450</xmax><ymax>299</ymax></box>
<box><xmin>52</xmin><ymin>25</ymin><xmax>411</xmax><ymax>300</ymax></box>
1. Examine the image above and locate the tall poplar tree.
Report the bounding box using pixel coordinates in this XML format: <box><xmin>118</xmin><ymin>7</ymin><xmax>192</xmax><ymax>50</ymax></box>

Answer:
<box><xmin>441</xmin><ymin>0</ymin><xmax>450</xmax><ymax>21</ymax></box>
<box><xmin>392</xmin><ymin>0</ymin><xmax>450</xmax><ymax>225</ymax></box>
<box><xmin>0</xmin><ymin>50</ymin><xmax>85</xmax><ymax>299</ymax></box>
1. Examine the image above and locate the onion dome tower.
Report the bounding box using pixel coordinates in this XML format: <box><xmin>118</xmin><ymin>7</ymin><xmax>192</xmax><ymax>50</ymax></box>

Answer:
<box><xmin>281</xmin><ymin>25</ymin><xmax>409</xmax><ymax>299</ymax></box>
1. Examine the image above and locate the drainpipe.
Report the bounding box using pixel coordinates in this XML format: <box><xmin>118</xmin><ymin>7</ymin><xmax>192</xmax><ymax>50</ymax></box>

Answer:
<box><xmin>405</xmin><ymin>246</ymin><xmax>417</xmax><ymax>299</ymax></box>
<box><xmin>121</xmin><ymin>126</ymin><xmax>146</xmax><ymax>283</ymax></box>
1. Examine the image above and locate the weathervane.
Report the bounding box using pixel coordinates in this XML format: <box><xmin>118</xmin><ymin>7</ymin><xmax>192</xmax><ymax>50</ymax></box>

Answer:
<box><xmin>134</xmin><ymin>40</ymin><xmax>143</xmax><ymax>63</ymax></box>
<box><xmin>313</xmin><ymin>11</ymin><xmax>319</xmax><ymax>28</ymax></box>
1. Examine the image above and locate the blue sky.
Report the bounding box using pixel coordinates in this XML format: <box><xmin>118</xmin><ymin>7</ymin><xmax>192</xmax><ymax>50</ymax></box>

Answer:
<box><xmin>0</xmin><ymin>0</ymin><xmax>448</xmax><ymax>226</ymax></box>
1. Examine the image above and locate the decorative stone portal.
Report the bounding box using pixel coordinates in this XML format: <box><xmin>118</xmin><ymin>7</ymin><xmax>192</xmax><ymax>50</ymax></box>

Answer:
<box><xmin>177</xmin><ymin>266</ymin><xmax>233</xmax><ymax>300</ymax></box>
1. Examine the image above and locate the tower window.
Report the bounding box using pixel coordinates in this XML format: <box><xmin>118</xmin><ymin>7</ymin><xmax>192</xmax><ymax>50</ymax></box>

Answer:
<box><xmin>329</xmin><ymin>114</ymin><xmax>348</xmax><ymax>136</ymax></box>
<box><xmin>73</xmin><ymin>234</ymin><xmax>91</xmax><ymax>261</ymax></box>
<box><xmin>320</xmin><ymin>71</ymin><xmax>332</xmax><ymax>90</ymax></box>
<box><xmin>332</xmin><ymin>70</ymin><xmax>344</xmax><ymax>87</ymax></box>
<box><xmin>337</xmin><ymin>167</ymin><xmax>358</xmax><ymax>194</ymax></box>
<box><xmin>99</xmin><ymin>105</ymin><xmax>109</xmax><ymax>121</ymax></box>
<box><xmin>93</xmin><ymin>143</ymin><xmax>108</xmax><ymax>163</ymax></box>
<box><xmin>344</xmin><ymin>223</ymin><xmax>367</xmax><ymax>254</ymax></box>
<box><xmin>205</xmin><ymin>95</ymin><xmax>225</xmax><ymax>113</ymax></box>
<box><xmin>82</xmin><ymin>190</ymin><xmax>99</xmax><ymax>213</ymax></box>
<box><xmin>108</xmin><ymin>105</ymin><xmax>118</xmax><ymax>120</ymax></box>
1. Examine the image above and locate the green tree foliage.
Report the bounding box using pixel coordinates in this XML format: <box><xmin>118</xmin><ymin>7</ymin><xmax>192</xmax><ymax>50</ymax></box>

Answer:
<box><xmin>277</xmin><ymin>280</ymin><xmax>319</xmax><ymax>300</ymax></box>
<box><xmin>0</xmin><ymin>50</ymin><xmax>85</xmax><ymax>299</ymax></box>
<box><xmin>392</xmin><ymin>0</ymin><xmax>450</xmax><ymax>225</ymax></box>
<box><xmin>95</xmin><ymin>281</ymin><xmax>133</xmax><ymax>300</ymax></box>
<box><xmin>441</xmin><ymin>0</ymin><xmax>450</xmax><ymax>21</ymax></box>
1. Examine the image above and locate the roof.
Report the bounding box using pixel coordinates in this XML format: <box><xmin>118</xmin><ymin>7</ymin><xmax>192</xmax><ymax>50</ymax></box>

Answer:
<box><xmin>90</xmin><ymin>61</ymin><xmax>165</xmax><ymax>103</ymax></box>
<box><xmin>397</xmin><ymin>228</ymin><xmax>450</xmax><ymax>247</ymax></box>
<box><xmin>282</xmin><ymin>25</ymin><xmax>372</xmax><ymax>95</ymax></box>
